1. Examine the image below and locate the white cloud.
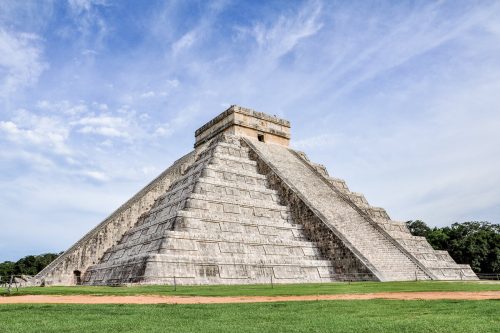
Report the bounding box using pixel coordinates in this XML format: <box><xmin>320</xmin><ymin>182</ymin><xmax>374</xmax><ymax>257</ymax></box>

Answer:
<box><xmin>153</xmin><ymin>125</ymin><xmax>172</xmax><ymax>137</ymax></box>
<box><xmin>77</xmin><ymin>115</ymin><xmax>125</xmax><ymax>127</ymax></box>
<box><xmin>0</xmin><ymin>29</ymin><xmax>47</xmax><ymax>98</ymax></box>
<box><xmin>0</xmin><ymin>114</ymin><xmax>71</xmax><ymax>156</ymax></box>
<box><xmin>249</xmin><ymin>1</ymin><xmax>323</xmax><ymax>59</ymax></box>
<box><xmin>75</xmin><ymin>114</ymin><xmax>133</xmax><ymax>138</ymax></box>
<box><xmin>36</xmin><ymin>100</ymin><xmax>89</xmax><ymax>115</ymax></box>
<box><xmin>80</xmin><ymin>169</ymin><xmax>109</xmax><ymax>181</ymax></box>
<box><xmin>65</xmin><ymin>0</ymin><xmax>109</xmax><ymax>52</ymax></box>
<box><xmin>172</xmin><ymin>31</ymin><xmax>197</xmax><ymax>55</ymax></box>
<box><xmin>140</xmin><ymin>91</ymin><xmax>155</xmax><ymax>98</ymax></box>
<box><xmin>0</xmin><ymin>149</ymin><xmax>55</xmax><ymax>170</ymax></box>
<box><xmin>68</xmin><ymin>0</ymin><xmax>101</xmax><ymax>13</ymax></box>
<box><xmin>2</xmin><ymin>1</ymin><xmax>500</xmax><ymax>262</ymax></box>
<box><xmin>78</xmin><ymin>125</ymin><xmax>125</xmax><ymax>137</ymax></box>
<box><xmin>293</xmin><ymin>134</ymin><xmax>338</xmax><ymax>150</ymax></box>
<box><xmin>166</xmin><ymin>79</ymin><xmax>180</xmax><ymax>88</ymax></box>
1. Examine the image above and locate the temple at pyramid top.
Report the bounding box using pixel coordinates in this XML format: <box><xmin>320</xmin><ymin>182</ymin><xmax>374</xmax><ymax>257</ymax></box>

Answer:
<box><xmin>194</xmin><ymin>105</ymin><xmax>291</xmax><ymax>148</ymax></box>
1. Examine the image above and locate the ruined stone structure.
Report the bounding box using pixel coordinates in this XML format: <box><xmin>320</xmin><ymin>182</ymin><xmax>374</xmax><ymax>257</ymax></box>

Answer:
<box><xmin>35</xmin><ymin>105</ymin><xmax>477</xmax><ymax>285</ymax></box>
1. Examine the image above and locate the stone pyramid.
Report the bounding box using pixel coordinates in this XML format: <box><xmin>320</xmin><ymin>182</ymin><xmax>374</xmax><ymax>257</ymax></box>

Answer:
<box><xmin>35</xmin><ymin>106</ymin><xmax>477</xmax><ymax>285</ymax></box>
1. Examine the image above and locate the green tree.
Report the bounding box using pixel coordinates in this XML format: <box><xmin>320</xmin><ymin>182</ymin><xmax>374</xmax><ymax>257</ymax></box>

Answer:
<box><xmin>0</xmin><ymin>252</ymin><xmax>61</xmax><ymax>280</ymax></box>
<box><xmin>0</xmin><ymin>261</ymin><xmax>14</xmax><ymax>282</ymax></box>
<box><xmin>406</xmin><ymin>220</ymin><xmax>500</xmax><ymax>273</ymax></box>
<box><xmin>445</xmin><ymin>222</ymin><xmax>499</xmax><ymax>273</ymax></box>
<box><xmin>427</xmin><ymin>228</ymin><xmax>450</xmax><ymax>250</ymax></box>
<box><xmin>405</xmin><ymin>220</ymin><xmax>431</xmax><ymax>237</ymax></box>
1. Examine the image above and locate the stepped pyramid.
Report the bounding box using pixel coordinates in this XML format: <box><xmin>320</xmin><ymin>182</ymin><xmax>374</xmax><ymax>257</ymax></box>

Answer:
<box><xmin>35</xmin><ymin>106</ymin><xmax>477</xmax><ymax>285</ymax></box>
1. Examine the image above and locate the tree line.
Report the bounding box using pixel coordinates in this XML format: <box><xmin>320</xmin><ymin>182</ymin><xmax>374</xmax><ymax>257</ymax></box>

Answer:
<box><xmin>0</xmin><ymin>253</ymin><xmax>61</xmax><ymax>281</ymax></box>
<box><xmin>405</xmin><ymin>221</ymin><xmax>499</xmax><ymax>273</ymax></box>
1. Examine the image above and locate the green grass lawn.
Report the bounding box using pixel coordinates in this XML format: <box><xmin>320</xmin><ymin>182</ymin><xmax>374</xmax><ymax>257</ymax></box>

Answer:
<box><xmin>2</xmin><ymin>281</ymin><xmax>499</xmax><ymax>297</ymax></box>
<box><xmin>0</xmin><ymin>300</ymin><xmax>498</xmax><ymax>333</ymax></box>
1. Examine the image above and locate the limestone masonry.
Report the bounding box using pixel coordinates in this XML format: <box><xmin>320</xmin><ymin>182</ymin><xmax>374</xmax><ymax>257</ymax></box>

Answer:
<box><xmin>35</xmin><ymin>105</ymin><xmax>477</xmax><ymax>285</ymax></box>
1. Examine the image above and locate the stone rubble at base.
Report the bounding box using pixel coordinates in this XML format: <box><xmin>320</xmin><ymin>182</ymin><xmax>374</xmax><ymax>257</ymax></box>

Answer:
<box><xmin>34</xmin><ymin>105</ymin><xmax>477</xmax><ymax>286</ymax></box>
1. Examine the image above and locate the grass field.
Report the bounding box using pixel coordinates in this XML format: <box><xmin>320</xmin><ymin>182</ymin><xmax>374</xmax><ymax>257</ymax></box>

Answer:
<box><xmin>0</xmin><ymin>300</ymin><xmax>498</xmax><ymax>333</ymax></box>
<box><xmin>2</xmin><ymin>280</ymin><xmax>499</xmax><ymax>297</ymax></box>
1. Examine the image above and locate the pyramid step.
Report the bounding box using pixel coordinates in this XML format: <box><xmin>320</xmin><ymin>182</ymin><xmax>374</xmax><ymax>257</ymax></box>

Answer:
<box><xmin>89</xmin><ymin>276</ymin><xmax>336</xmax><ymax>286</ymax></box>
<box><xmin>215</xmin><ymin>140</ymin><xmax>247</xmax><ymax>149</ymax></box>
<box><xmin>153</xmin><ymin>182</ymin><xmax>194</xmax><ymax>209</ymax></box>
<box><xmin>214</xmin><ymin>142</ymin><xmax>251</xmax><ymax>155</ymax></box>
<box><xmin>176</xmin><ymin>224</ymin><xmax>300</xmax><ymax>241</ymax></box>
<box><xmin>166</xmin><ymin>156</ymin><xmax>210</xmax><ymax>188</ymax></box>
<box><xmin>127</xmin><ymin>204</ymin><xmax>296</xmax><ymax>238</ymax></box>
<box><xmin>124</xmin><ymin>211</ymin><xmax>179</xmax><ymax>236</ymax></box>
<box><xmin>85</xmin><ymin>262</ymin><xmax>337</xmax><ymax>285</ymax></box>
<box><xmin>195</xmin><ymin>139</ymin><xmax>246</xmax><ymax>158</ymax></box>
<box><xmin>186</xmin><ymin>193</ymin><xmax>288</xmax><ymax>213</ymax></box>
<box><xmin>102</xmin><ymin>229</ymin><xmax>323</xmax><ymax>263</ymax></box>
<box><xmin>348</xmin><ymin>192</ymin><xmax>369</xmax><ymax>206</ymax></box>
<box><xmin>177</xmin><ymin>209</ymin><xmax>294</xmax><ymax>226</ymax></box>
<box><xmin>199</xmin><ymin>144</ymin><xmax>250</xmax><ymax>162</ymax></box>
<box><xmin>189</xmin><ymin>190</ymin><xmax>282</xmax><ymax>208</ymax></box>
<box><xmin>162</xmin><ymin>230</ymin><xmax>312</xmax><ymax>247</ymax></box>
<box><xmin>210</xmin><ymin>150</ymin><xmax>257</xmax><ymax>167</ymax></box>
<box><xmin>92</xmin><ymin>252</ymin><xmax>333</xmax><ymax>271</ymax></box>
<box><xmin>196</xmin><ymin>176</ymin><xmax>277</xmax><ymax>196</ymax></box>
<box><xmin>108</xmin><ymin>226</ymin><xmax>316</xmax><ymax>252</ymax></box>
<box><xmin>185</xmin><ymin>202</ymin><xmax>285</xmax><ymax>220</ymax></box>
<box><xmin>203</xmin><ymin>164</ymin><xmax>266</xmax><ymax>180</ymax></box>
<box><xmin>101</xmin><ymin>245</ymin><xmax>326</xmax><ymax>267</ymax></box>
<box><xmin>328</xmin><ymin>177</ymin><xmax>350</xmax><ymax>192</ymax></box>
<box><xmin>144</xmin><ymin>195</ymin><xmax>187</xmax><ymax>217</ymax></box>
<box><xmin>157</xmin><ymin>170</ymin><xmax>203</xmax><ymax>199</ymax></box>
<box><xmin>195</xmin><ymin>178</ymin><xmax>280</xmax><ymax>203</ymax></box>
<box><xmin>153</xmin><ymin>253</ymin><xmax>333</xmax><ymax>268</ymax></box>
<box><xmin>178</xmin><ymin>216</ymin><xmax>303</xmax><ymax>233</ymax></box>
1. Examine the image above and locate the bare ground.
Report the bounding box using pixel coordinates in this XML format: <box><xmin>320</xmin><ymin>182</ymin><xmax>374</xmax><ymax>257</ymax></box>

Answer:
<box><xmin>1</xmin><ymin>291</ymin><xmax>499</xmax><ymax>304</ymax></box>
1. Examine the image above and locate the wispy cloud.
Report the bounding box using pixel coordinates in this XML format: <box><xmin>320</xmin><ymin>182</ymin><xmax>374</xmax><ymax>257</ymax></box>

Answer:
<box><xmin>1</xmin><ymin>0</ymin><xmax>500</xmax><ymax>261</ymax></box>
<box><xmin>0</xmin><ymin>111</ymin><xmax>71</xmax><ymax>156</ymax></box>
<box><xmin>247</xmin><ymin>1</ymin><xmax>323</xmax><ymax>60</ymax></box>
<box><xmin>66</xmin><ymin>0</ymin><xmax>109</xmax><ymax>49</ymax></box>
<box><xmin>75</xmin><ymin>115</ymin><xmax>130</xmax><ymax>138</ymax></box>
<box><xmin>172</xmin><ymin>31</ymin><xmax>198</xmax><ymax>55</ymax></box>
<box><xmin>0</xmin><ymin>29</ymin><xmax>47</xmax><ymax>99</ymax></box>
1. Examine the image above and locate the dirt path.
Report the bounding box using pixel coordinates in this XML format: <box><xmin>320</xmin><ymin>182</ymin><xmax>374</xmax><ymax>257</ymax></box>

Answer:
<box><xmin>1</xmin><ymin>291</ymin><xmax>499</xmax><ymax>304</ymax></box>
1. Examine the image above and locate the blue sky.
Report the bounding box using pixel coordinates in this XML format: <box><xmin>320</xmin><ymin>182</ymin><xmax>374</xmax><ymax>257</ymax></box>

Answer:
<box><xmin>1</xmin><ymin>0</ymin><xmax>499</xmax><ymax>261</ymax></box>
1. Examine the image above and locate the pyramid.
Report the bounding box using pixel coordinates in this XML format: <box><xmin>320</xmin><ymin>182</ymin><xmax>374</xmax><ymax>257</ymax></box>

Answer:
<box><xmin>35</xmin><ymin>105</ymin><xmax>477</xmax><ymax>285</ymax></box>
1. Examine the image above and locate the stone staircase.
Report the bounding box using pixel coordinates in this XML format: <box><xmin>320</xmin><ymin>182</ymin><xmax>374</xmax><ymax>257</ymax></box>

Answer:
<box><xmin>299</xmin><ymin>152</ymin><xmax>476</xmax><ymax>280</ymax></box>
<box><xmin>83</xmin><ymin>135</ymin><xmax>336</xmax><ymax>285</ymax></box>
<box><xmin>244</xmin><ymin>138</ymin><xmax>434</xmax><ymax>281</ymax></box>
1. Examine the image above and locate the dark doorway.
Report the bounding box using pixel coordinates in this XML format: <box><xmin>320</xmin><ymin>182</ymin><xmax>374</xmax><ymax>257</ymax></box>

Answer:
<box><xmin>73</xmin><ymin>270</ymin><xmax>82</xmax><ymax>285</ymax></box>
<box><xmin>258</xmin><ymin>134</ymin><xmax>265</xmax><ymax>142</ymax></box>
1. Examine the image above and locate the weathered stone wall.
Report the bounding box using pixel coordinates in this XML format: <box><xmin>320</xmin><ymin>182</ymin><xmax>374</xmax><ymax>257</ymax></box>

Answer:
<box><xmin>35</xmin><ymin>151</ymin><xmax>197</xmax><ymax>285</ymax></box>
